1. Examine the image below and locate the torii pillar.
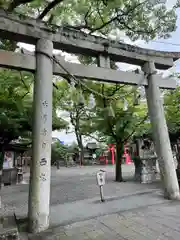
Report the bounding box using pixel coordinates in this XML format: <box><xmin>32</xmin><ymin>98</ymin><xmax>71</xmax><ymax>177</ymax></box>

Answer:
<box><xmin>143</xmin><ymin>61</ymin><xmax>180</xmax><ymax>200</ymax></box>
<box><xmin>28</xmin><ymin>39</ymin><xmax>53</xmax><ymax>233</ymax></box>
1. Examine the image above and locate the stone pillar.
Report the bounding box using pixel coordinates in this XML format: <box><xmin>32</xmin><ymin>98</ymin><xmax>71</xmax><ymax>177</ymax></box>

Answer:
<box><xmin>97</xmin><ymin>55</ymin><xmax>110</xmax><ymax>68</ymax></box>
<box><xmin>142</xmin><ymin>61</ymin><xmax>180</xmax><ymax>200</ymax></box>
<box><xmin>28</xmin><ymin>39</ymin><xmax>53</xmax><ymax>233</ymax></box>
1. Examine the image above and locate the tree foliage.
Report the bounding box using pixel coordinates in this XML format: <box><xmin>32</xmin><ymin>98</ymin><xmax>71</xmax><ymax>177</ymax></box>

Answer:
<box><xmin>82</xmin><ymin>82</ymin><xmax>148</xmax><ymax>141</ymax></box>
<box><xmin>1</xmin><ymin>0</ymin><xmax>178</xmax><ymax>149</ymax></box>
<box><xmin>164</xmin><ymin>85</ymin><xmax>180</xmax><ymax>139</ymax></box>
<box><xmin>0</xmin><ymin>0</ymin><xmax>179</xmax><ymax>181</ymax></box>
<box><xmin>0</xmin><ymin>69</ymin><xmax>33</xmax><ymax>147</ymax></box>
<box><xmin>1</xmin><ymin>0</ymin><xmax>179</xmax><ymax>41</ymax></box>
<box><xmin>53</xmin><ymin>79</ymin><xmax>94</xmax><ymax>163</ymax></box>
<box><xmin>55</xmin><ymin>77</ymin><xmax>148</xmax><ymax>179</ymax></box>
<box><xmin>51</xmin><ymin>140</ymin><xmax>68</xmax><ymax>165</ymax></box>
<box><xmin>0</xmin><ymin>68</ymin><xmax>68</xmax><ymax>149</ymax></box>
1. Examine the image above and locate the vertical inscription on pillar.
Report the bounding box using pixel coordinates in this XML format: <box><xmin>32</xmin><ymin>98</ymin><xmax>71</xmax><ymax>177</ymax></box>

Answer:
<box><xmin>42</xmin><ymin>114</ymin><xmax>48</xmax><ymax>123</ymax></box>
<box><xmin>42</xmin><ymin>100</ymin><xmax>48</xmax><ymax>107</ymax></box>
<box><xmin>40</xmin><ymin>158</ymin><xmax>47</xmax><ymax>166</ymax></box>
<box><xmin>41</xmin><ymin>128</ymin><xmax>47</xmax><ymax>136</ymax></box>
<box><xmin>42</xmin><ymin>142</ymin><xmax>46</xmax><ymax>149</ymax></box>
<box><xmin>39</xmin><ymin>100</ymin><xmax>49</xmax><ymax>181</ymax></box>
<box><xmin>40</xmin><ymin>173</ymin><xmax>46</xmax><ymax>181</ymax></box>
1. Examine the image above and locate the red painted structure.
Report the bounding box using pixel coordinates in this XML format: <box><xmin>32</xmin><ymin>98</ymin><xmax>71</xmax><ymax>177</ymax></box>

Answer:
<box><xmin>99</xmin><ymin>144</ymin><xmax>133</xmax><ymax>165</ymax></box>
<box><xmin>99</xmin><ymin>155</ymin><xmax>108</xmax><ymax>165</ymax></box>
<box><xmin>108</xmin><ymin>144</ymin><xmax>115</xmax><ymax>165</ymax></box>
<box><xmin>123</xmin><ymin>144</ymin><xmax>133</xmax><ymax>164</ymax></box>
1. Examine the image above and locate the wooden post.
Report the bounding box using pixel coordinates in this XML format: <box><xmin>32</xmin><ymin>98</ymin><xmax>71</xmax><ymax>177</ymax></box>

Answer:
<box><xmin>142</xmin><ymin>61</ymin><xmax>180</xmax><ymax>200</ymax></box>
<box><xmin>28</xmin><ymin>39</ymin><xmax>53</xmax><ymax>233</ymax></box>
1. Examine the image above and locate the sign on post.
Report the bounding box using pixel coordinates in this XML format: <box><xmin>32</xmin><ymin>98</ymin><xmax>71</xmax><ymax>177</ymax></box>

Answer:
<box><xmin>96</xmin><ymin>170</ymin><xmax>105</xmax><ymax>186</ymax></box>
<box><xmin>96</xmin><ymin>170</ymin><xmax>106</xmax><ymax>202</ymax></box>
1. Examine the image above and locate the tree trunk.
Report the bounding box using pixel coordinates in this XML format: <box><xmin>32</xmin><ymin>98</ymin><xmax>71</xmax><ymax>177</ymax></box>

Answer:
<box><xmin>79</xmin><ymin>144</ymin><xmax>84</xmax><ymax>165</ymax></box>
<box><xmin>75</xmin><ymin>129</ymin><xmax>84</xmax><ymax>165</ymax></box>
<box><xmin>0</xmin><ymin>151</ymin><xmax>3</xmax><ymax>209</ymax></box>
<box><xmin>115</xmin><ymin>142</ymin><xmax>124</xmax><ymax>182</ymax></box>
<box><xmin>133</xmin><ymin>157</ymin><xmax>142</xmax><ymax>182</ymax></box>
<box><xmin>133</xmin><ymin>140</ymin><xmax>142</xmax><ymax>182</ymax></box>
<box><xmin>78</xmin><ymin>136</ymin><xmax>84</xmax><ymax>165</ymax></box>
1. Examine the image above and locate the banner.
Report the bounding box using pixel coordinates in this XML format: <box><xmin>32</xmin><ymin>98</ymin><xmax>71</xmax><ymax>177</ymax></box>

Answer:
<box><xmin>3</xmin><ymin>151</ymin><xmax>14</xmax><ymax>169</ymax></box>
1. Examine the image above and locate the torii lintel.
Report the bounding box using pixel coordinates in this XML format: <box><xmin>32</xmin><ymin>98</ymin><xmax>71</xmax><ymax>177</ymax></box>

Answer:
<box><xmin>0</xmin><ymin>9</ymin><xmax>180</xmax><ymax>70</ymax></box>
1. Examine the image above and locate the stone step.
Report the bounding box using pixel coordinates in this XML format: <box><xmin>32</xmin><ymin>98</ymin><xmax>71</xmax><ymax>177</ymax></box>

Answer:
<box><xmin>0</xmin><ymin>216</ymin><xmax>19</xmax><ymax>240</ymax></box>
<box><xmin>19</xmin><ymin>226</ymin><xmax>67</xmax><ymax>240</ymax></box>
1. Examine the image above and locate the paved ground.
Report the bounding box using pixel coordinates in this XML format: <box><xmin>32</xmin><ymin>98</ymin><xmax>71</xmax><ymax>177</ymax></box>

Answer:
<box><xmin>0</xmin><ymin>165</ymin><xmax>161</xmax><ymax>220</ymax></box>
<box><xmin>1</xmin><ymin>164</ymin><xmax>180</xmax><ymax>239</ymax></box>
<box><xmin>33</xmin><ymin>202</ymin><xmax>180</xmax><ymax>240</ymax></box>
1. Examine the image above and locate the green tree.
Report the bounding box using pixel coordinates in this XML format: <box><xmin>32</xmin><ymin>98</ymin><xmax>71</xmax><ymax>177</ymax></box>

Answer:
<box><xmin>55</xmin><ymin>77</ymin><xmax>149</xmax><ymax>180</ymax></box>
<box><xmin>0</xmin><ymin>31</ymin><xmax>68</xmax><ymax>173</ymax></box>
<box><xmin>0</xmin><ymin>69</ymin><xmax>33</xmax><ymax>149</ymax></box>
<box><xmin>51</xmin><ymin>141</ymin><xmax>68</xmax><ymax>165</ymax></box>
<box><xmin>164</xmin><ymin>86</ymin><xmax>180</xmax><ymax>136</ymax></box>
<box><xmin>1</xmin><ymin>0</ymin><xmax>179</xmax><ymax>181</ymax></box>
<box><xmin>2</xmin><ymin>0</ymin><xmax>179</xmax><ymax>42</ymax></box>
<box><xmin>164</xmin><ymin>85</ymin><xmax>180</xmax><ymax>162</ymax></box>
<box><xmin>82</xmin><ymin>82</ymin><xmax>148</xmax><ymax>181</ymax></box>
<box><xmin>0</xmin><ymin>69</ymin><xmax>68</xmax><ymax>168</ymax></box>
<box><xmin>54</xmin><ymin>80</ymin><xmax>95</xmax><ymax>164</ymax></box>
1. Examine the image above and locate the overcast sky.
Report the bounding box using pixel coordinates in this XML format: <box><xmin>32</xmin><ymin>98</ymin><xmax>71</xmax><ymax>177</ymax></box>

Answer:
<box><xmin>19</xmin><ymin>0</ymin><xmax>180</xmax><ymax>144</ymax></box>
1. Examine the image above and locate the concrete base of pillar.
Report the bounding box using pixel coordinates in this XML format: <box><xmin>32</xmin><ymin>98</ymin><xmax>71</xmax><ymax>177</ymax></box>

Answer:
<box><xmin>164</xmin><ymin>189</ymin><xmax>180</xmax><ymax>200</ymax></box>
<box><xmin>28</xmin><ymin>214</ymin><xmax>49</xmax><ymax>233</ymax></box>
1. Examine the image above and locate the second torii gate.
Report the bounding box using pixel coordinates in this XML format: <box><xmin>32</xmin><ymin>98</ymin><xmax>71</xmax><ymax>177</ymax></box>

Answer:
<box><xmin>0</xmin><ymin>9</ymin><xmax>180</xmax><ymax>233</ymax></box>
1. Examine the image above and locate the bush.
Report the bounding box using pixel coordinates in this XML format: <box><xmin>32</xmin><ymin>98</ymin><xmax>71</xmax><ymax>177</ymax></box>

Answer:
<box><xmin>51</xmin><ymin>141</ymin><xmax>68</xmax><ymax>165</ymax></box>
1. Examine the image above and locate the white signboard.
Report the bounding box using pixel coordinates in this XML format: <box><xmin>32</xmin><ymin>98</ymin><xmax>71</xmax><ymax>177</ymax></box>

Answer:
<box><xmin>96</xmin><ymin>170</ymin><xmax>106</xmax><ymax>186</ymax></box>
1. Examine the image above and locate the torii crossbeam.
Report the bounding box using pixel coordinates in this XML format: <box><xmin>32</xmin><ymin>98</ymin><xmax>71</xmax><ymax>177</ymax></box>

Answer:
<box><xmin>0</xmin><ymin>50</ymin><xmax>176</xmax><ymax>89</ymax></box>
<box><xmin>0</xmin><ymin>9</ymin><xmax>180</xmax><ymax>234</ymax></box>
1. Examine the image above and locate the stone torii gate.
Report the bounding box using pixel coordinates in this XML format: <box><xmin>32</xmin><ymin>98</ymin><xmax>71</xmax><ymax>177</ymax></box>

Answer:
<box><xmin>0</xmin><ymin>9</ymin><xmax>180</xmax><ymax>233</ymax></box>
